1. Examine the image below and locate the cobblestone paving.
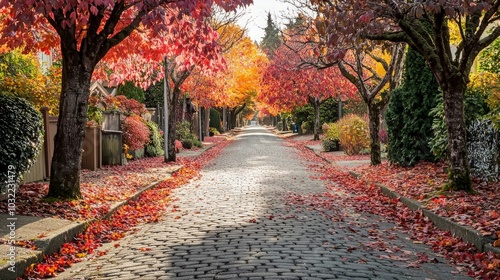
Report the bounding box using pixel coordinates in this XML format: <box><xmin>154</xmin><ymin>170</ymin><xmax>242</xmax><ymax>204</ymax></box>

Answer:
<box><xmin>59</xmin><ymin>126</ymin><xmax>471</xmax><ymax>280</ymax></box>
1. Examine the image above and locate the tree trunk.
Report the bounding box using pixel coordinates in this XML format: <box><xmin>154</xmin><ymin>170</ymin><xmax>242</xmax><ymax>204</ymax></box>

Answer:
<box><xmin>442</xmin><ymin>83</ymin><xmax>471</xmax><ymax>191</ymax></box>
<box><xmin>203</xmin><ymin>107</ymin><xmax>210</xmax><ymax>137</ymax></box>
<box><xmin>313</xmin><ymin>98</ymin><xmax>320</xmax><ymax>141</ymax></box>
<box><xmin>166</xmin><ymin>87</ymin><xmax>180</xmax><ymax>162</ymax></box>
<box><xmin>222</xmin><ymin>107</ymin><xmax>227</xmax><ymax>132</ymax></box>
<box><xmin>338</xmin><ymin>98</ymin><xmax>343</xmax><ymax>120</ymax></box>
<box><xmin>368</xmin><ymin>105</ymin><xmax>382</xmax><ymax>165</ymax></box>
<box><xmin>47</xmin><ymin>54</ymin><xmax>93</xmax><ymax>199</ymax></box>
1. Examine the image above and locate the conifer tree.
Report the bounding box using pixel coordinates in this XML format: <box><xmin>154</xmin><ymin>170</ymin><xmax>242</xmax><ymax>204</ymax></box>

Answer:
<box><xmin>386</xmin><ymin>47</ymin><xmax>440</xmax><ymax>166</ymax></box>
<box><xmin>261</xmin><ymin>12</ymin><xmax>281</xmax><ymax>56</ymax></box>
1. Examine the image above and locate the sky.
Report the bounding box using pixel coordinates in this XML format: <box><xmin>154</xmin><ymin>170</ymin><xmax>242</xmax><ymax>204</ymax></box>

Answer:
<box><xmin>236</xmin><ymin>0</ymin><xmax>296</xmax><ymax>43</ymax></box>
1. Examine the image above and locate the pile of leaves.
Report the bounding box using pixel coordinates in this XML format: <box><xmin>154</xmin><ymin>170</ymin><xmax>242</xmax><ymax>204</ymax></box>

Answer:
<box><xmin>285</xmin><ymin>139</ymin><xmax>500</xmax><ymax>279</ymax></box>
<box><xmin>20</xmin><ymin>139</ymin><xmax>231</xmax><ymax>279</ymax></box>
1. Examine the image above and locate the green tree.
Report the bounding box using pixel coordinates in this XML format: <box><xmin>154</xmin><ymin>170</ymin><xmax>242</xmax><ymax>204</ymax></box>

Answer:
<box><xmin>260</xmin><ymin>12</ymin><xmax>281</xmax><ymax>56</ymax></box>
<box><xmin>144</xmin><ymin>80</ymin><xmax>164</xmax><ymax>107</ymax></box>
<box><xmin>386</xmin><ymin>47</ymin><xmax>440</xmax><ymax>166</ymax></box>
<box><xmin>117</xmin><ymin>81</ymin><xmax>145</xmax><ymax>103</ymax></box>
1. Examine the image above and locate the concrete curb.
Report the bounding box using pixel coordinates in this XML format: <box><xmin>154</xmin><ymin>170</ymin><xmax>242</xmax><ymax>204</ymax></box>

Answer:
<box><xmin>346</xmin><ymin>171</ymin><xmax>499</xmax><ymax>254</ymax></box>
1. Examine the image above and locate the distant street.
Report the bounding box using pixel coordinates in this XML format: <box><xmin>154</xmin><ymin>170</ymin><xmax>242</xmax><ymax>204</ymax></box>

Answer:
<box><xmin>59</xmin><ymin>124</ymin><xmax>470</xmax><ymax>280</ymax></box>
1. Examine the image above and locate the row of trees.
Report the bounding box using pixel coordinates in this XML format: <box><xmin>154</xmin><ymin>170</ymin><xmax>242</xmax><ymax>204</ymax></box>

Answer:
<box><xmin>257</xmin><ymin>0</ymin><xmax>500</xmax><ymax>192</ymax></box>
<box><xmin>0</xmin><ymin>0</ymin><xmax>256</xmax><ymax>199</ymax></box>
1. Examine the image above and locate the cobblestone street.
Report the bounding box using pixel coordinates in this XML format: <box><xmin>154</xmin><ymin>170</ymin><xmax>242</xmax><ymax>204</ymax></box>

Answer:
<box><xmin>59</xmin><ymin>125</ymin><xmax>471</xmax><ymax>280</ymax></box>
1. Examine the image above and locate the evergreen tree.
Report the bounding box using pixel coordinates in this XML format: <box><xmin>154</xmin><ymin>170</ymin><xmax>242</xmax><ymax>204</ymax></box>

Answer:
<box><xmin>260</xmin><ymin>12</ymin><xmax>281</xmax><ymax>56</ymax></box>
<box><xmin>385</xmin><ymin>47</ymin><xmax>440</xmax><ymax>166</ymax></box>
<box><xmin>117</xmin><ymin>81</ymin><xmax>145</xmax><ymax>103</ymax></box>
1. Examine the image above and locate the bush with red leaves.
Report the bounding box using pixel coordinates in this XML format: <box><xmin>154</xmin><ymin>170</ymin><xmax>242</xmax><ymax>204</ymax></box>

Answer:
<box><xmin>122</xmin><ymin>115</ymin><xmax>150</xmax><ymax>150</ymax></box>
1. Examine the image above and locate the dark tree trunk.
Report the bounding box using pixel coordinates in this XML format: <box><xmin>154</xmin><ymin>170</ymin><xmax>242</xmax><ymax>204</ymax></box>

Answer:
<box><xmin>368</xmin><ymin>105</ymin><xmax>382</xmax><ymax>165</ymax></box>
<box><xmin>165</xmin><ymin>87</ymin><xmax>180</xmax><ymax>162</ymax></box>
<box><xmin>442</xmin><ymin>82</ymin><xmax>471</xmax><ymax>191</ymax></box>
<box><xmin>47</xmin><ymin>53</ymin><xmax>93</xmax><ymax>199</ymax></box>
<box><xmin>229</xmin><ymin>109</ymin><xmax>236</xmax><ymax>129</ymax></box>
<box><xmin>313</xmin><ymin>98</ymin><xmax>321</xmax><ymax>141</ymax></box>
<box><xmin>203</xmin><ymin>107</ymin><xmax>210</xmax><ymax>137</ymax></box>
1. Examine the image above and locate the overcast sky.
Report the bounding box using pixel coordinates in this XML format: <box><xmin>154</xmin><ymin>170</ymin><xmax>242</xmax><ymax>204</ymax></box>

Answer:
<box><xmin>236</xmin><ymin>0</ymin><xmax>296</xmax><ymax>43</ymax></box>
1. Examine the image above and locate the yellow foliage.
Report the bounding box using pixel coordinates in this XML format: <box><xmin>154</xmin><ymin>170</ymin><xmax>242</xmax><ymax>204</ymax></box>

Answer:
<box><xmin>0</xmin><ymin>50</ymin><xmax>61</xmax><ymax>115</ymax></box>
<box><xmin>448</xmin><ymin>20</ymin><xmax>462</xmax><ymax>46</ymax></box>
<box><xmin>216</xmin><ymin>36</ymin><xmax>268</xmax><ymax>108</ymax></box>
<box><xmin>336</xmin><ymin>114</ymin><xmax>370</xmax><ymax>155</ymax></box>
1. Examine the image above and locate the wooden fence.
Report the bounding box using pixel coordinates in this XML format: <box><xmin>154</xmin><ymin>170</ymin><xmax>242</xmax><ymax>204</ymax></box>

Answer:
<box><xmin>22</xmin><ymin>107</ymin><xmax>102</xmax><ymax>184</ymax></box>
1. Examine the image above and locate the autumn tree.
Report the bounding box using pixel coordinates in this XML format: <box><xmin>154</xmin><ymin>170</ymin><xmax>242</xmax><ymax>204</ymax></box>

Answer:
<box><xmin>336</xmin><ymin>44</ymin><xmax>405</xmax><ymax>165</ymax></box>
<box><xmin>260</xmin><ymin>38</ymin><xmax>356</xmax><ymax>140</ymax></box>
<box><xmin>0</xmin><ymin>0</ymin><xmax>250</xmax><ymax>199</ymax></box>
<box><xmin>309</xmin><ymin>0</ymin><xmax>500</xmax><ymax>191</ymax></box>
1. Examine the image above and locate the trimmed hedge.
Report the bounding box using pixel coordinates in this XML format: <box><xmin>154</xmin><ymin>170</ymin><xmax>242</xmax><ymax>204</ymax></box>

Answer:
<box><xmin>0</xmin><ymin>93</ymin><xmax>44</xmax><ymax>186</ymax></box>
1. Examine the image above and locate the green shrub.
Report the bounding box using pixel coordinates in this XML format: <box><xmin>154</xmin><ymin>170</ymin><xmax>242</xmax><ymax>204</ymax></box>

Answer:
<box><xmin>386</xmin><ymin>47</ymin><xmax>439</xmax><ymax>166</ymax></box>
<box><xmin>182</xmin><ymin>139</ymin><xmax>193</xmax><ymax>149</ymax></box>
<box><xmin>176</xmin><ymin>121</ymin><xmax>192</xmax><ymax>141</ymax></box>
<box><xmin>322</xmin><ymin>139</ymin><xmax>339</xmax><ymax>152</ymax></box>
<box><xmin>192</xmin><ymin>138</ymin><xmax>203</xmax><ymax>148</ymax></box>
<box><xmin>301</xmin><ymin>121</ymin><xmax>311</xmax><ymax>134</ymax></box>
<box><xmin>145</xmin><ymin>121</ymin><xmax>164</xmax><ymax>157</ymax></box>
<box><xmin>209</xmin><ymin>108</ymin><xmax>221</xmax><ymax>132</ymax></box>
<box><xmin>176</xmin><ymin>121</ymin><xmax>201</xmax><ymax>148</ymax></box>
<box><xmin>337</xmin><ymin>114</ymin><xmax>370</xmax><ymax>155</ymax></box>
<box><xmin>430</xmin><ymin>87</ymin><xmax>490</xmax><ymax>160</ymax></box>
<box><xmin>0</xmin><ymin>93</ymin><xmax>44</xmax><ymax>186</ymax></box>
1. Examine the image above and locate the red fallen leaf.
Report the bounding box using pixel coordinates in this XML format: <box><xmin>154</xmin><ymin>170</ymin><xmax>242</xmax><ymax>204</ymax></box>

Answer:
<box><xmin>38</xmin><ymin>233</ymin><xmax>47</xmax><ymax>238</ymax></box>
<box><xmin>269</xmin><ymin>215</ymin><xmax>274</xmax><ymax>220</ymax></box>
<box><xmin>174</xmin><ymin>216</ymin><xmax>181</xmax><ymax>220</ymax></box>
<box><xmin>114</xmin><ymin>243</ymin><xmax>120</xmax><ymax>248</ymax></box>
<box><xmin>97</xmin><ymin>250</ymin><xmax>108</xmax><ymax>256</ymax></box>
<box><xmin>249</xmin><ymin>218</ymin><xmax>257</xmax><ymax>223</ymax></box>
<box><xmin>138</xmin><ymin>247</ymin><xmax>151</xmax><ymax>251</ymax></box>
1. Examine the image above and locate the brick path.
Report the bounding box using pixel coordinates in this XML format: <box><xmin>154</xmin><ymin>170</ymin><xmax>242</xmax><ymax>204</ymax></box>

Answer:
<box><xmin>58</xmin><ymin>125</ymin><xmax>470</xmax><ymax>280</ymax></box>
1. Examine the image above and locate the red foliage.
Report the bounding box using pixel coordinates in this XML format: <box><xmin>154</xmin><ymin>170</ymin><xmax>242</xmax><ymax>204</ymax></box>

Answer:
<box><xmin>353</xmin><ymin>162</ymin><xmax>500</xmax><ymax>238</ymax></box>
<box><xmin>101</xmin><ymin>95</ymin><xmax>147</xmax><ymax>116</ymax></box>
<box><xmin>175</xmin><ymin>140</ymin><xmax>183</xmax><ymax>153</ymax></box>
<box><xmin>122</xmin><ymin>115</ymin><xmax>150</xmax><ymax>150</ymax></box>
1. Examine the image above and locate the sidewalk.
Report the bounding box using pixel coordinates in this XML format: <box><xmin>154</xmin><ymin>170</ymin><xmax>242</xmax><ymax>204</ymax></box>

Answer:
<box><xmin>282</xmin><ymin>132</ymin><xmax>500</xmax><ymax>257</ymax></box>
<box><xmin>0</xmin><ymin>139</ymin><xmax>222</xmax><ymax>280</ymax></box>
